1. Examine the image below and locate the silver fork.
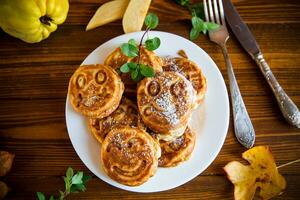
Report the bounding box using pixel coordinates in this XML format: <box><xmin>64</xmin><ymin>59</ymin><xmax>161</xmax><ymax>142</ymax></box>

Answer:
<box><xmin>203</xmin><ymin>0</ymin><xmax>255</xmax><ymax>148</ymax></box>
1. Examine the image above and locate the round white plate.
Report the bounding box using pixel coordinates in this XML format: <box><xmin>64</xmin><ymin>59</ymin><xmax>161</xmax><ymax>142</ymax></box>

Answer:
<box><xmin>65</xmin><ymin>31</ymin><xmax>229</xmax><ymax>193</ymax></box>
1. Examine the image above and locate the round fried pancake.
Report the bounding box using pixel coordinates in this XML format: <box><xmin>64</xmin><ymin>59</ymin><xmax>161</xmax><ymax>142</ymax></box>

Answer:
<box><xmin>155</xmin><ymin>126</ymin><xmax>196</xmax><ymax>167</ymax></box>
<box><xmin>137</xmin><ymin>71</ymin><xmax>195</xmax><ymax>137</ymax></box>
<box><xmin>68</xmin><ymin>64</ymin><xmax>124</xmax><ymax>118</ymax></box>
<box><xmin>104</xmin><ymin>46</ymin><xmax>163</xmax><ymax>97</ymax></box>
<box><xmin>163</xmin><ymin>57</ymin><xmax>207</xmax><ymax>107</ymax></box>
<box><xmin>101</xmin><ymin>127</ymin><xmax>161</xmax><ymax>186</ymax></box>
<box><xmin>88</xmin><ymin>98</ymin><xmax>145</xmax><ymax>143</ymax></box>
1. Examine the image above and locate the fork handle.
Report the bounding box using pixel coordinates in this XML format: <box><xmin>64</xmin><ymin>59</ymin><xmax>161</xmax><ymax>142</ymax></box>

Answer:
<box><xmin>221</xmin><ymin>45</ymin><xmax>255</xmax><ymax>148</ymax></box>
<box><xmin>254</xmin><ymin>53</ymin><xmax>300</xmax><ymax>128</ymax></box>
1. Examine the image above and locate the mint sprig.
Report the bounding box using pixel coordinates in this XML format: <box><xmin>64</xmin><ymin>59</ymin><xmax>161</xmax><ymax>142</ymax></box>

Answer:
<box><xmin>36</xmin><ymin>167</ymin><xmax>91</xmax><ymax>200</ymax></box>
<box><xmin>120</xmin><ymin>43</ymin><xmax>138</xmax><ymax>57</ymax></box>
<box><xmin>173</xmin><ymin>0</ymin><xmax>219</xmax><ymax>40</ymax></box>
<box><xmin>120</xmin><ymin>62</ymin><xmax>154</xmax><ymax>81</ymax></box>
<box><xmin>191</xmin><ymin>16</ymin><xmax>219</xmax><ymax>37</ymax></box>
<box><xmin>145</xmin><ymin>37</ymin><xmax>161</xmax><ymax>51</ymax></box>
<box><xmin>144</xmin><ymin>13</ymin><xmax>159</xmax><ymax>29</ymax></box>
<box><xmin>119</xmin><ymin>13</ymin><xmax>160</xmax><ymax>82</ymax></box>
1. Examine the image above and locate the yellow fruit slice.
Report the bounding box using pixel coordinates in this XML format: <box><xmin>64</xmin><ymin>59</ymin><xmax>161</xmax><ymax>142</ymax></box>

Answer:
<box><xmin>122</xmin><ymin>0</ymin><xmax>152</xmax><ymax>33</ymax></box>
<box><xmin>86</xmin><ymin>0</ymin><xmax>130</xmax><ymax>31</ymax></box>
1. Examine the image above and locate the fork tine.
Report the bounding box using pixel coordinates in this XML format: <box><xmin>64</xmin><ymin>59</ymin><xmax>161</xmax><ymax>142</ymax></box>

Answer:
<box><xmin>213</xmin><ymin>0</ymin><xmax>221</xmax><ymax>24</ymax></box>
<box><xmin>203</xmin><ymin>0</ymin><xmax>209</xmax><ymax>22</ymax></box>
<box><xmin>207</xmin><ymin>0</ymin><xmax>216</xmax><ymax>23</ymax></box>
<box><xmin>218</xmin><ymin>0</ymin><xmax>226</xmax><ymax>25</ymax></box>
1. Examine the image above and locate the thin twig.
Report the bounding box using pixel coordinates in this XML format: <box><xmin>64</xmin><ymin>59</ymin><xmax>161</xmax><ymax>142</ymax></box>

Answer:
<box><xmin>137</xmin><ymin>27</ymin><xmax>150</xmax><ymax>65</ymax></box>
<box><xmin>277</xmin><ymin>159</ymin><xmax>300</xmax><ymax>169</ymax></box>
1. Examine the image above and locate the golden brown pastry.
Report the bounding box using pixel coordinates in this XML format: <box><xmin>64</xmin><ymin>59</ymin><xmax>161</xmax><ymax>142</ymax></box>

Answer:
<box><xmin>163</xmin><ymin>57</ymin><xmax>207</xmax><ymax>107</ymax></box>
<box><xmin>101</xmin><ymin>127</ymin><xmax>161</xmax><ymax>186</ymax></box>
<box><xmin>68</xmin><ymin>64</ymin><xmax>124</xmax><ymax>118</ymax></box>
<box><xmin>132</xmin><ymin>46</ymin><xmax>163</xmax><ymax>72</ymax></box>
<box><xmin>104</xmin><ymin>46</ymin><xmax>163</xmax><ymax>97</ymax></box>
<box><xmin>88</xmin><ymin>97</ymin><xmax>145</xmax><ymax>143</ymax></box>
<box><xmin>154</xmin><ymin>127</ymin><xmax>196</xmax><ymax>167</ymax></box>
<box><xmin>137</xmin><ymin>72</ymin><xmax>195</xmax><ymax>140</ymax></box>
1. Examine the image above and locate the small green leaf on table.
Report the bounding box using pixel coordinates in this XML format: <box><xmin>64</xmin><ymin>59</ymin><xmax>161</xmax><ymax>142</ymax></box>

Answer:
<box><xmin>36</xmin><ymin>192</ymin><xmax>46</xmax><ymax>200</ymax></box>
<box><xmin>71</xmin><ymin>171</ymin><xmax>83</xmax><ymax>185</ymax></box>
<box><xmin>190</xmin><ymin>27</ymin><xmax>199</xmax><ymax>40</ymax></box>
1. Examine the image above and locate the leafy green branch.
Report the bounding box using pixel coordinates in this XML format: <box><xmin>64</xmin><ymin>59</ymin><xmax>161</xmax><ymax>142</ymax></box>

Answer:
<box><xmin>119</xmin><ymin>13</ymin><xmax>160</xmax><ymax>82</ymax></box>
<box><xmin>36</xmin><ymin>167</ymin><xmax>91</xmax><ymax>200</ymax></box>
<box><xmin>173</xmin><ymin>0</ymin><xmax>220</xmax><ymax>40</ymax></box>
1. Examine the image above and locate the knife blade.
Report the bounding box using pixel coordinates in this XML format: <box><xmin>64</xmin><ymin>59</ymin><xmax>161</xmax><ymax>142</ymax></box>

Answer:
<box><xmin>223</xmin><ymin>0</ymin><xmax>300</xmax><ymax>128</ymax></box>
<box><xmin>222</xmin><ymin>0</ymin><xmax>260</xmax><ymax>58</ymax></box>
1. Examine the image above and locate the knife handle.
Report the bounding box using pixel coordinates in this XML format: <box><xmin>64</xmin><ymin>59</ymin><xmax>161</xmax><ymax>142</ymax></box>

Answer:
<box><xmin>221</xmin><ymin>45</ymin><xmax>255</xmax><ymax>148</ymax></box>
<box><xmin>254</xmin><ymin>53</ymin><xmax>300</xmax><ymax>128</ymax></box>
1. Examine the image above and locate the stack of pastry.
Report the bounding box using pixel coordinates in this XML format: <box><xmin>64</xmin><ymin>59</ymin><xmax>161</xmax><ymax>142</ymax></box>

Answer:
<box><xmin>68</xmin><ymin>47</ymin><xmax>207</xmax><ymax>186</ymax></box>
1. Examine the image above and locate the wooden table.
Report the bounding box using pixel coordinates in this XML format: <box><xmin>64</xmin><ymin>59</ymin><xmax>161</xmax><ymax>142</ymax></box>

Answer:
<box><xmin>0</xmin><ymin>0</ymin><xmax>299</xmax><ymax>199</ymax></box>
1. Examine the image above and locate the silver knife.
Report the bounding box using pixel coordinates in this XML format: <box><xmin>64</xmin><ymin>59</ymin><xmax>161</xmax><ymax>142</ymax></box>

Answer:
<box><xmin>223</xmin><ymin>0</ymin><xmax>300</xmax><ymax>128</ymax></box>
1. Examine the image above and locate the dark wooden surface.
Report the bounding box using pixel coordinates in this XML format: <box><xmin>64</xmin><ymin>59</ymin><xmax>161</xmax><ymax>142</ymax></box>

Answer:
<box><xmin>0</xmin><ymin>0</ymin><xmax>300</xmax><ymax>199</ymax></box>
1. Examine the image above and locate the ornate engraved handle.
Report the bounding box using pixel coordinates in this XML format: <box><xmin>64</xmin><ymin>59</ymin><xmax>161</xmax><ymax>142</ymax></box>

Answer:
<box><xmin>221</xmin><ymin>45</ymin><xmax>255</xmax><ymax>148</ymax></box>
<box><xmin>254</xmin><ymin>53</ymin><xmax>300</xmax><ymax>128</ymax></box>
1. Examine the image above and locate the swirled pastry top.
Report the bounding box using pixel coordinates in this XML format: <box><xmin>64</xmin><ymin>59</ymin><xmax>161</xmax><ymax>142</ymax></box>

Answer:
<box><xmin>163</xmin><ymin>57</ymin><xmax>207</xmax><ymax>106</ymax></box>
<box><xmin>88</xmin><ymin>98</ymin><xmax>145</xmax><ymax>143</ymax></box>
<box><xmin>156</xmin><ymin>126</ymin><xmax>196</xmax><ymax>167</ymax></box>
<box><xmin>137</xmin><ymin>72</ymin><xmax>195</xmax><ymax>135</ymax></box>
<box><xmin>104</xmin><ymin>46</ymin><xmax>163</xmax><ymax>96</ymax></box>
<box><xmin>68</xmin><ymin>64</ymin><xmax>124</xmax><ymax>118</ymax></box>
<box><xmin>101</xmin><ymin>127</ymin><xmax>161</xmax><ymax>186</ymax></box>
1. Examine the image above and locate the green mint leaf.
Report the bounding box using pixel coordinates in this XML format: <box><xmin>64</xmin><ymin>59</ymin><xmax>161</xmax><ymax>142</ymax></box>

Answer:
<box><xmin>136</xmin><ymin>71</ymin><xmax>144</xmax><ymax>82</ymax></box>
<box><xmin>140</xmin><ymin>65</ymin><xmax>155</xmax><ymax>77</ymax></box>
<box><xmin>205</xmin><ymin>22</ymin><xmax>219</xmax><ymax>30</ymax></box>
<box><xmin>120</xmin><ymin>63</ymin><xmax>130</xmax><ymax>73</ymax></box>
<box><xmin>72</xmin><ymin>172</ymin><xmax>83</xmax><ymax>185</ymax></box>
<box><xmin>66</xmin><ymin>167</ymin><xmax>73</xmax><ymax>180</ymax></box>
<box><xmin>131</xmin><ymin>69</ymin><xmax>138</xmax><ymax>80</ymax></box>
<box><xmin>189</xmin><ymin>3</ymin><xmax>205</xmax><ymax>19</ymax></box>
<box><xmin>49</xmin><ymin>195</ymin><xmax>55</xmax><ymax>200</ymax></box>
<box><xmin>145</xmin><ymin>13</ymin><xmax>159</xmax><ymax>29</ymax></box>
<box><xmin>59</xmin><ymin>190</ymin><xmax>64</xmax><ymax>200</ymax></box>
<box><xmin>190</xmin><ymin>27</ymin><xmax>200</xmax><ymax>40</ymax></box>
<box><xmin>191</xmin><ymin>16</ymin><xmax>204</xmax><ymax>30</ymax></box>
<box><xmin>82</xmin><ymin>174</ymin><xmax>92</xmax><ymax>184</ymax></box>
<box><xmin>36</xmin><ymin>192</ymin><xmax>46</xmax><ymax>200</ymax></box>
<box><xmin>127</xmin><ymin>62</ymin><xmax>137</xmax><ymax>70</ymax></box>
<box><xmin>71</xmin><ymin>184</ymin><xmax>86</xmax><ymax>192</ymax></box>
<box><xmin>120</xmin><ymin>43</ymin><xmax>138</xmax><ymax>58</ymax></box>
<box><xmin>174</xmin><ymin>0</ymin><xmax>190</xmax><ymax>6</ymax></box>
<box><xmin>145</xmin><ymin>37</ymin><xmax>161</xmax><ymax>51</ymax></box>
<box><xmin>64</xmin><ymin>176</ymin><xmax>71</xmax><ymax>193</ymax></box>
<box><xmin>128</xmin><ymin>39</ymin><xmax>137</xmax><ymax>47</ymax></box>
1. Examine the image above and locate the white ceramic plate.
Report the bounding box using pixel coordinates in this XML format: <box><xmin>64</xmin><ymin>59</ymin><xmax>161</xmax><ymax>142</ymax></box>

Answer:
<box><xmin>65</xmin><ymin>31</ymin><xmax>229</xmax><ymax>193</ymax></box>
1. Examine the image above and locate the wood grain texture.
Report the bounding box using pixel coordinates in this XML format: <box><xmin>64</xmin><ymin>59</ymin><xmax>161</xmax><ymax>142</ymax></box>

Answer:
<box><xmin>0</xmin><ymin>0</ymin><xmax>299</xmax><ymax>199</ymax></box>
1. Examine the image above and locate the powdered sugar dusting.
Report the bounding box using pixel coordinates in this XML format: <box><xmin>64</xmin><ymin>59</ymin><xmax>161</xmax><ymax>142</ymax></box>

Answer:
<box><xmin>156</xmin><ymin>92</ymin><xmax>179</xmax><ymax>125</ymax></box>
<box><xmin>83</xmin><ymin>95</ymin><xmax>100</xmax><ymax>107</ymax></box>
<box><xmin>162</xmin><ymin>57</ymin><xmax>184</xmax><ymax>75</ymax></box>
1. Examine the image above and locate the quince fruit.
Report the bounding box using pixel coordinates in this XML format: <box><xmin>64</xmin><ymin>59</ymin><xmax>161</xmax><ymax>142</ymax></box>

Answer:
<box><xmin>0</xmin><ymin>0</ymin><xmax>69</xmax><ymax>43</ymax></box>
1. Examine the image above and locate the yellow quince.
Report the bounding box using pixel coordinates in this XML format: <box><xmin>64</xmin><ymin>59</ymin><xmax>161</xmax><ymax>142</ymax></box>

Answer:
<box><xmin>0</xmin><ymin>0</ymin><xmax>69</xmax><ymax>43</ymax></box>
